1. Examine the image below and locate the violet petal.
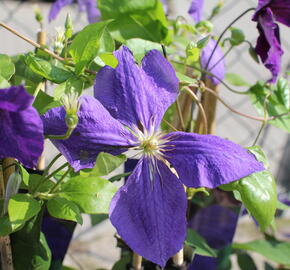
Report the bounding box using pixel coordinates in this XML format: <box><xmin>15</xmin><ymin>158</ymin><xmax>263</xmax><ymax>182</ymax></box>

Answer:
<box><xmin>48</xmin><ymin>0</ymin><xmax>73</xmax><ymax>22</ymax></box>
<box><xmin>164</xmin><ymin>132</ymin><xmax>264</xmax><ymax>188</ymax></box>
<box><xmin>188</xmin><ymin>0</ymin><xmax>204</xmax><ymax>23</ymax></box>
<box><xmin>94</xmin><ymin>46</ymin><xmax>179</xmax><ymax>130</ymax></box>
<box><xmin>109</xmin><ymin>157</ymin><xmax>187</xmax><ymax>267</ymax></box>
<box><xmin>255</xmin><ymin>8</ymin><xmax>283</xmax><ymax>83</ymax></box>
<box><xmin>200</xmin><ymin>39</ymin><xmax>225</xmax><ymax>85</ymax></box>
<box><xmin>42</xmin><ymin>95</ymin><xmax>133</xmax><ymax>171</ymax></box>
<box><xmin>0</xmin><ymin>86</ymin><xmax>44</xmax><ymax>168</ymax></box>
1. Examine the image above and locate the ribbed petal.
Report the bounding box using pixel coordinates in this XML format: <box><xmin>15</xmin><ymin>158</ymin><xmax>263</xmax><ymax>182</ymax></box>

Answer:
<box><xmin>0</xmin><ymin>85</ymin><xmax>33</xmax><ymax>112</ymax></box>
<box><xmin>253</xmin><ymin>0</ymin><xmax>290</xmax><ymax>27</ymax></box>
<box><xmin>48</xmin><ymin>0</ymin><xmax>73</xmax><ymax>22</ymax></box>
<box><xmin>164</xmin><ymin>132</ymin><xmax>264</xmax><ymax>188</ymax></box>
<box><xmin>42</xmin><ymin>95</ymin><xmax>133</xmax><ymax>171</ymax></box>
<box><xmin>94</xmin><ymin>46</ymin><xmax>179</xmax><ymax>130</ymax></box>
<box><xmin>188</xmin><ymin>0</ymin><xmax>204</xmax><ymax>23</ymax></box>
<box><xmin>0</xmin><ymin>86</ymin><xmax>44</xmax><ymax>168</ymax></box>
<box><xmin>109</xmin><ymin>157</ymin><xmax>187</xmax><ymax>267</ymax></box>
<box><xmin>255</xmin><ymin>8</ymin><xmax>283</xmax><ymax>83</ymax></box>
<box><xmin>200</xmin><ymin>39</ymin><xmax>225</xmax><ymax>85</ymax></box>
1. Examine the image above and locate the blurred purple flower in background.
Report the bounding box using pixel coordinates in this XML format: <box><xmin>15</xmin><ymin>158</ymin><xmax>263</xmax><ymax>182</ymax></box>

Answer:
<box><xmin>42</xmin><ymin>46</ymin><xmax>264</xmax><ymax>266</ymax></box>
<box><xmin>49</xmin><ymin>0</ymin><xmax>100</xmax><ymax>23</ymax></box>
<box><xmin>0</xmin><ymin>85</ymin><xmax>43</xmax><ymax>168</ymax></box>
<box><xmin>252</xmin><ymin>0</ymin><xmax>290</xmax><ymax>82</ymax></box>
<box><xmin>188</xmin><ymin>0</ymin><xmax>225</xmax><ymax>85</ymax></box>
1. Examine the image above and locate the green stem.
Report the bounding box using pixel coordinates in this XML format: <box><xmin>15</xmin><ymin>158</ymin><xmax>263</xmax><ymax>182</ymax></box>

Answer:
<box><xmin>252</xmin><ymin>94</ymin><xmax>270</xmax><ymax>146</ymax></box>
<box><xmin>45</xmin><ymin>127</ymin><xmax>74</xmax><ymax>140</ymax></box>
<box><xmin>49</xmin><ymin>166</ymin><xmax>72</xmax><ymax>193</ymax></box>
<box><xmin>204</xmin><ymin>7</ymin><xmax>255</xmax><ymax>71</ymax></box>
<box><xmin>44</xmin><ymin>162</ymin><xmax>69</xmax><ymax>182</ymax></box>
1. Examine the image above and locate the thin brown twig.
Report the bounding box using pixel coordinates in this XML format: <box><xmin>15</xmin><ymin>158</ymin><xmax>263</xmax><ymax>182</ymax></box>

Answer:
<box><xmin>162</xmin><ymin>119</ymin><xmax>178</xmax><ymax>132</ymax></box>
<box><xmin>175</xmin><ymin>99</ymin><xmax>186</xmax><ymax>131</ymax></box>
<box><xmin>182</xmin><ymin>87</ymin><xmax>208</xmax><ymax>134</ymax></box>
<box><xmin>0</xmin><ymin>22</ymin><xmax>96</xmax><ymax>75</ymax></box>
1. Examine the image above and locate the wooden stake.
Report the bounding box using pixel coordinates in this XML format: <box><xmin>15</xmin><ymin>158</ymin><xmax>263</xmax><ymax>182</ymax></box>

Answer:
<box><xmin>194</xmin><ymin>78</ymin><xmax>219</xmax><ymax>134</ymax></box>
<box><xmin>132</xmin><ymin>252</ymin><xmax>142</xmax><ymax>270</ymax></box>
<box><xmin>1</xmin><ymin>158</ymin><xmax>15</xmax><ymax>270</ymax></box>
<box><xmin>172</xmin><ymin>248</ymin><xmax>184</xmax><ymax>266</ymax></box>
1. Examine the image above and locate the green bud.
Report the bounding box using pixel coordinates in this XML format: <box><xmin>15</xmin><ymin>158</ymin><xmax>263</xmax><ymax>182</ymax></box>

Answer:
<box><xmin>230</xmin><ymin>27</ymin><xmax>245</xmax><ymax>46</ymax></box>
<box><xmin>248</xmin><ymin>45</ymin><xmax>260</xmax><ymax>64</ymax></box>
<box><xmin>195</xmin><ymin>20</ymin><xmax>213</xmax><ymax>34</ymax></box>
<box><xmin>65</xmin><ymin>14</ymin><xmax>73</xmax><ymax>39</ymax></box>
<box><xmin>65</xmin><ymin>114</ymin><xmax>79</xmax><ymax>129</ymax></box>
<box><xmin>34</xmin><ymin>6</ymin><xmax>43</xmax><ymax>23</ymax></box>
<box><xmin>186</xmin><ymin>42</ymin><xmax>200</xmax><ymax>62</ymax></box>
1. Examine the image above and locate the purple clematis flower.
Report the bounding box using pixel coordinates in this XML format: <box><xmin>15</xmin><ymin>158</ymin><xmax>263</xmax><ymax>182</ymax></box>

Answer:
<box><xmin>0</xmin><ymin>85</ymin><xmax>44</xmax><ymax>168</ymax></box>
<box><xmin>49</xmin><ymin>0</ymin><xmax>100</xmax><ymax>24</ymax></box>
<box><xmin>42</xmin><ymin>46</ymin><xmax>264</xmax><ymax>266</ymax></box>
<box><xmin>252</xmin><ymin>0</ymin><xmax>290</xmax><ymax>82</ymax></box>
<box><xmin>188</xmin><ymin>0</ymin><xmax>225</xmax><ymax>85</ymax></box>
<box><xmin>188</xmin><ymin>0</ymin><xmax>204</xmax><ymax>23</ymax></box>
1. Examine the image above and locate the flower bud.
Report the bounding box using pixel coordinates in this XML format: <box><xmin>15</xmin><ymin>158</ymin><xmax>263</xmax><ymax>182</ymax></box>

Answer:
<box><xmin>65</xmin><ymin>14</ymin><xmax>73</xmax><ymax>39</ymax></box>
<box><xmin>61</xmin><ymin>92</ymin><xmax>81</xmax><ymax>129</ymax></box>
<box><xmin>34</xmin><ymin>6</ymin><xmax>43</xmax><ymax>24</ymax></box>
<box><xmin>53</xmin><ymin>27</ymin><xmax>65</xmax><ymax>54</ymax></box>
<box><xmin>186</xmin><ymin>42</ymin><xmax>200</xmax><ymax>62</ymax></box>
<box><xmin>195</xmin><ymin>20</ymin><xmax>213</xmax><ymax>34</ymax></box>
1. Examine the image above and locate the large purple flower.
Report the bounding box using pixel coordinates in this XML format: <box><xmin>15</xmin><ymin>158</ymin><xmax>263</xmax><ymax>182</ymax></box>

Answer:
<box><xmin>0</xmin><ymin>86</ymin><xmax>44</xmax><ymax>168</ymax></box>
<box><xmin>252</xmin><ymin>0</ymin><xmax>290</xmax><ymax>82</ymax></box>
<box><xmin>188</xmin><ymin>0</ymin><xmax>225</xmax><ymax>85</ymax></box>
<box><xmin>42</xmin><ymin>46</ymin><xmax>264</xmax><ymax>266</ymax></box>
<box><xmin>49</xmin><ymin>0</ymin><xmax>100</xmax><ymax>23</ymax></box>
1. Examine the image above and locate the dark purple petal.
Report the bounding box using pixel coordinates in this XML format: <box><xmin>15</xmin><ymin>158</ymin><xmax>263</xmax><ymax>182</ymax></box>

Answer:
<box><xmin>200</xmin><ymin>39</ymin><xmax>225</xmax><ymax>85</ymax></box>
<box><xmin>253</xmin><ymin>0</ymin><xmax>290</xmax><ymax>27</ymax></box>
<box><xmin>0</xmin><ymin>85</ymin><xmax>33</xmax><ymax>112</ymax></box>
<box><xmin>48</xmin><ymin>0</ymin><xmax>73</xmax><ymax>22</ymax></box>
<box><xmin>78</xmin><ymin>0</ymin><xmax>100</xmax><ymax>23</ymax></box>
<box><xmin>0</xmin><ymin>86</ymin><xmax>44</xmax><ymax>168</ymax></box>
<box><xmin>94</xmin><ymin>46</ymin><xmax>179</xmax><ymax>130</ymax></box>
<box><xmin>42</xmin><ymin>95</ymin><xmax>133</xmax><ymax>171</ymax></box>
<box><xmin>255</xmin><ymin>8</ymin><xmax>283</xmax><ymax>83</ymax></box>
<box><xmin>109</xmin><ymin>157</ymin><xmax>187</xmax><ymax>267</ymax></box>
<box><xmin>188</xmin><ymin>0</ymin><xmax>204</xmax><ymax>23</ymax></box>
<box><xmin>164</xmin><ymin>132</ymin><xmax>264</xmax><ymax>188</ymax></box>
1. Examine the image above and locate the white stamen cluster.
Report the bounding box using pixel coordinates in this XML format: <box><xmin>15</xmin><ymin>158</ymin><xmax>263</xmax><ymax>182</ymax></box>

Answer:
<box><xmin>130</xmin><ymin>121</ymin><xmax>172</xmax><ymax>161</ymax></box>
<box><xmin>61</xmin><ymin>92</ymin><xmax>81</xmax><ymax>115</ymax></box>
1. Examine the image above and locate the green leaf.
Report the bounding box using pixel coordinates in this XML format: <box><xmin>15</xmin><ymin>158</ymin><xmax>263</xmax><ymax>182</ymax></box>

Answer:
<box><xmin>112</xmin><ymin>254</ymin><xmax>131</xmax><ymax>270</ymax></box>
<box><xmin>0</xmin><ymin>75</ymin><xmax>10</xmax><ymax>88</ymax></box>
<box><xmin>235</xmin><ymin>171</ymin><xmax>277</xmax><ymax>231</ymax></box>
<box><xmin>230</xmin><ymin>28</ymin><xmax>245</xmax><ymax>46</ymax></box>
<box><xmin>47</xmin><ymin>197</ymin><xmax>83</xmax><ymax>224</ymax></box>
<box><xmin>28</xmin><ymin>174</ymin><xmax>55</xmax><ymax>193</ymax></box>
<box><xmin>109</xmin><ymin>172</ymin><xmax>131</xmax><ymax>182</ymax></box>
<box><xmin>247</xmin><ymin>145</ymin><xmax>269</xmax><ymax>168</ymax></box>
<box><xmin>99</xmin><ymin>53</ymin><xmax>118</xmax><ymax>68</ymax></box>
<box><xmin>11</xmin><ymin>211</ymin><xmax>51</xmax><ymax>270</ymax></box>
<box><xmin>217</xmin><ymin>245</ymin><xmax>233</xmax><ymax>270</ymax></box>
<box><xmin>185</xmin><ymin>229</ymin><xmax>217</xmax><ymax>257</ymax></box>
<box><xmin>277</xmin><ymin>200</ymin><xmax>290</xmax><ymax>210</ymax></box>
<box><xmin>90</xmin><ymin>152</ymin><xmax>127</xmax><ymax>176</ymax></box>
<box><xmin>248</xmin><ymin>80</ymin><xmax>290</xmax><ymax>132</ymax></box>
<box><xmin>11</xmin><ymin>54</ymin><xmax>43</xmax><ymax>95</ymax></box>
<box><xmin>233</xmin><ymin>240</ymin><xmax>290</xmax><ymax>266</ymax></box>
<box><xmin>237</xmin><ymin>253</ymin><xmax>257</xmax><ymax>270</ymax></box>
<box><xmin>58</xmin><ymin>176</ymin><xmax>117</xmax><ymax>214</ymax></box>
<box><xmin>25</xmin><ymin>54</ymin><xmax>72</xmax><ymax>83</ymax></box>
<box><xmin>196</xmin><ymin>35</ymin><xmax>211</xmax><ymax>49</ymax></box>
<box><xmin>0</xmin><ymin>215</ymin><xmax>24</xmax><ymax>236</ymax></box>
<box><xmin>69</xmin><ymin>21</ymin><xmax>114</xmax><ymax>74</ymax></box>
<box><xmin>125</xmin><ymin>38</ymin><xmax>164</xmax><ymax>62</ymax></box>
<box><xmin>225</xmin><ymin>73</ymin><xmax>249</xmax><ymax>86</ymax></box>
<box><xmin>54</xmin><ymin>76</ymin><xmax>84</xmax><ymax>100</ymax></box>
<box><xmin>19</xmin><ymin>165</ymin><xmax>30</xmax><ymax>186</ymax></box>
<box><xmin>33</xmin><ymin>90</ymin><xmax>60</xmax><ymax>115</ymax></box>
<box><xmin>8</xmin><ymin>194</ymin><xmax>41</xmax><ymax>229</ymax></box>
<box><xmin>0</xmin><ymin>54</ymin><xmax>15</xmax><ymax>80</ymax></box>
<box><xmin>177</xmin><ymin>72</ymin><xmax>198</xmax><ymax>86</ymax></box>
<box><xmin>276</xmin><ymin>77</ymin><xmax>290</xmax><ymax>109</ymax></box>
<box><xmin>98</xmin><ymin>0</ymin><xmax>170</xmax><ymax>44</ymax></box>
